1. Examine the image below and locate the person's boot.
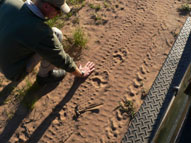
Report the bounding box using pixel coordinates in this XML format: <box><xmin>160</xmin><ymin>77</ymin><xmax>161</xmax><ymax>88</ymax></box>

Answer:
<box><xmin>36</xmin><ymin>69</ymin><xmax>66</xmax><ymax>85</ymax></box>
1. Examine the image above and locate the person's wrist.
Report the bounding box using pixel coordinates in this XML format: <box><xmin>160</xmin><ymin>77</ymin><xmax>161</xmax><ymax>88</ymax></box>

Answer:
<box><xmin>81</xmin><ymin>70</ymin><xmax>85</xmax><ymax>77</ymax></box>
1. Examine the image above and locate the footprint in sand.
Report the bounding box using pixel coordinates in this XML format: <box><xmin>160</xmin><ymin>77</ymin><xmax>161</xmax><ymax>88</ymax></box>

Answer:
<box><xmin>126</xmin><ymin>67</ymin><xmax>145</xmax><ymax>97</ymax></box>
<box><xmin>105</xmin><ymin>118</ymin><xmax>120</xmax><ymax>140</ymax></box>
<box><xmin>112</xmin><ymin>49</ymin><xmax>128</xmax><ymax>65</ymax></box>
<box><xmin>91</xmin><ymin>71</ymin><xmax>109</xmax><ymax>88</ymax></box>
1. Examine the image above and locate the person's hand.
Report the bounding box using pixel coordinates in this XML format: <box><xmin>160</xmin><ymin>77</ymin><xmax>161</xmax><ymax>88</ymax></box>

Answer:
<box><xmin>79</xmin><ymin>61</ymin><xmax>95</xmax><ymax>77</ymax></box>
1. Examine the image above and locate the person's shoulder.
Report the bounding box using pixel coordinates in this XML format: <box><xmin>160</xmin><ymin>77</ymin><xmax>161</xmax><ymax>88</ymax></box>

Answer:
<box><xmin>36</xmin><ymin>22</ymin><xmax>52</xmax><ymax>37</ymax></box>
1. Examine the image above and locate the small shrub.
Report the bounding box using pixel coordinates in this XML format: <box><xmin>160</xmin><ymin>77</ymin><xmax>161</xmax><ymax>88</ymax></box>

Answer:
<box><xmin>115</xmin><ymin>98</ymin><xmax>136</xmax><ymax>119</ymax></box>
<box><xmin>178</xmin><ymin>3</ymin><xmax>191</xmax><ymax>15</ymax></box>
<box><xmin>181</xmin><ymin>3</ymin><xmax>190</xmax><ymax>11</ymax></box>
<box><xmin>73</xmin><ymin>28</ymin><xmax>87</xmax><ymax>48</ymax></box>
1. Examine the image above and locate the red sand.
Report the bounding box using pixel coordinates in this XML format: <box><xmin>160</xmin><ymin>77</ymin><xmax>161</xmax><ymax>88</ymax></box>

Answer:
<box><xmin>0</xmin><ymin>0</ymin><xmax>188</xmax><ymax>142</ymax></box>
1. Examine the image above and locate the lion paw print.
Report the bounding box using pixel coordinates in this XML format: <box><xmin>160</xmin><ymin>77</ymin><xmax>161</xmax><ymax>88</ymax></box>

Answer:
<box><xmin>91</xmin><ymin>71</ymin><xmax>109</xmax><ymax>88</ymax></box>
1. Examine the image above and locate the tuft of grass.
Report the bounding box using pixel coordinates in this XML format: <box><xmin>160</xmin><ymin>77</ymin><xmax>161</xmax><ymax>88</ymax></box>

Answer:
<box><xmin>91</xmin><ymin>13</ymin><xmax>108</xmax><ymax>25</ymax></box>
<box><xmin>14</xmin><ymin>78</ymin><xmax>33</xmax><ymax>101</ymax></box>
<box><xmin>72</xmin><ymin>17</ymin><xmax>80</xmax><ymax>24</ymax></box>
<box><xmin>45</xmin><ymin>16</ymin><xmax>60</xmax><ymax>27</ymax></box>
<box><xmin>73</xmin><ymin>28</ymin><xmax>87</xmax><ymax>48</ymax></box>
<box><xmin>181</xmin><ymin>3</ymin><xmax>191</xmax><ymax>11</ymax></box>
<box><xmin>5</xmin><ymin>110</ymin><xmax>14</xmax><ymax>120</ymax></box>
<box><xmin>92</xmin><ymin>13</ymin><xmax>102</xmax><ymax>21</ymax></box>
<box><xmin>61</xmin><ymin>28</ymin><xmax>87</xmax><ymax>60</ymax></box>
<box><xmin>68</xmin><ymin>0</ymin><xmax>85</xmax><ymax>5</ymax></box>
<box><xmin>178</xmin><ymin>3</ymin><xmax>191</xmax><ymax>15</ymax></box>
<box><xmin>88</xmin><ymin>3</ymin><xmax>101</xmax><ymax>11</ymax></box>
<box><xmin>103</xmin><ymin>0</ymin><xmax>110</xmax><ymax>8</ymax></box>
<box><xmin>21</xmin><ymin>81</ymin><xmax>42</xmax><ymax>110</ymax></box>
<box><xmin>13</xmin><ymin>78</ymin><xmax>42</xmax><ymax>110</ymax></box>
<box><xmin>115</xmin><ymin>98</ymin><xmax>136</xmax><ymax>119</ymax></box>
<box><xmin>65</xmin><ymin>12</ymin><xmax>73</xmax><ymax>20</ymax></box>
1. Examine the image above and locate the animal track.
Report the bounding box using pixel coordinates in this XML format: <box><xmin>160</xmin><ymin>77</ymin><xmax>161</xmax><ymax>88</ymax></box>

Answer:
<box><xmin>112</xmin><ymin>49</ymin><xmax>128</xmax><ymax>65</ymax></box>
<box><xmin>91</xmin><ymin>71</ymin><xmax>109</xmax><ymax>88</ymax></box>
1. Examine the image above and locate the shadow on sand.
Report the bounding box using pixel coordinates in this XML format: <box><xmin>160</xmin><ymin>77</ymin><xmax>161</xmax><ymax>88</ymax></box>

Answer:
<box><xmin>0</xmin><ymin>77</ymin><xmax>84</xmax><ymax>142</ymax></box>
<box><xmin>0</xmin><ymin>81</ymin><xmax>19</xmax><ymax>105</ymax></box>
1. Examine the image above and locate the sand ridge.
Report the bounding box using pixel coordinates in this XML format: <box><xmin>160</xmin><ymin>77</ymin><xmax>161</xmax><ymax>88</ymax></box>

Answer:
<box><xmin>0</xmin><ymin>0</ymin><xmax>188</xmax><ymax>142</ymax></box>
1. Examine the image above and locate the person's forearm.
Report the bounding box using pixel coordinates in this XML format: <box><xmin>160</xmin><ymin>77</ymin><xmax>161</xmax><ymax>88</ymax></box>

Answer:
<box><xmin>71</xmin><ymin>67</ymin><xmax>83</xmax><ymax>77</ymax></box>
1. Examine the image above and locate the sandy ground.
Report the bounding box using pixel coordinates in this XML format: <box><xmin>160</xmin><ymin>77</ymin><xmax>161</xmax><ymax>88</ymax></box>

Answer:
<box><xmin>0</xmin><ymin>0</ymin><xmax>189</xmax><ymax>142</ymax></box>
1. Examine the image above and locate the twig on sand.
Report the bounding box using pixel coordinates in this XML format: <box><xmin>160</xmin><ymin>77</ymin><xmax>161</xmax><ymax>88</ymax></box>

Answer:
<box><xmin>74</xmin><ymin>102</ymin><xmax>104</xmax><ymax>119</ymax></box>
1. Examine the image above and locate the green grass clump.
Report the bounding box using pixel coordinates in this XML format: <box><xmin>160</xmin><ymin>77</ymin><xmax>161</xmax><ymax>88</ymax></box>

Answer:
<box><xmin>73</xmin><ymin>28</ymin><xmax>87</xmax><ymax>48</ymax></box>
<box><xmin>115</xmin><ymin>98</ymin><xmax>136</xmax><ymax>119</ymax></box>
<box><xmin>45</xmin><ymin>16</ymin><xmax>60</xmax><ymax>27</ymax></box>
<box><xmin>13</xmin><ymin>79</ymin><xmax>42</xmax><ymax>110</ymax></box>
<box><xmin>178</xmin><ymin>3</ymin><xmax>191</xmax><ymax>15</ymax></box>
<box><xmin>89</xmin><ymin>3</ymin><xmax>101</xmax><ymax>11</ymax></box>
<box><xmin>21</xmin><ymin>81</ymin><xmax>42</xmax><ymax>110</ymax></box>
<box><xmin>14</xmin><ymin>79</ymin><xmax>33</xmax><ymax>100</ymax></box>
<box><xmin>68</xmin><ymin>0</ymin><xmax>85</xmax><ymax>5</ymax></box>
<box><xmin>103</xmin><ymin>1</ymin><xmax>109</xmax><ymax>8</ymax></box>
<box><xmin>62</xmin><ymin>28</ymin><xmax>87</xmax><ymax>60</ymax></box>
<box><xmin>181</xmin><ymin>3</ymin><xmax>191</xmax><ymax>11</ymax></box>
<box><xmin>92</xmin><ymin>13</ymin><xmax>102</xmax><ymax>21</ymax></box>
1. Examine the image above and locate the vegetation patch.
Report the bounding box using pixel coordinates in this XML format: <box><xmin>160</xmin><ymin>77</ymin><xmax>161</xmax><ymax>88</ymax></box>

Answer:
<box><xmin>20</xmin><ymin>81</ymin><xmax>42</xmax><ymax>110</ymax></box>
<box><xmin>68</xmin><ymin>0</ymin><xmax>85</xmax><ymax>5</ymax></box>
<box><xmin>11</xmin><ymin>78</ymin><xmax>43</xmax><ymax>110</ymax></box>
<box><xmin>45</xmin><ymin>16</ymin><xmax>60</xmax><ymax>27</ymax></box>
<box><xmin>63</xmin><ymin>27</ymin><xmax>87</xmax><ymax>60</ymax></box>
<box><xmin>88</xmin><ymin>3</ymin><xmax>101</xmax><ymax>11</ymax></box>
<box><xmin>178</xmin><ymin>3</ymin><xmax>191</xmax><ymax>15</ymax></box>
<box><xmin>115</xmin><ymin>98</ymin><xmax>136</xmax><ymax>120</ymax></box>
<box><xmin>73</xmin><ymin>28</ymin><xmax>87</xmax><ymax>48</ymax></box>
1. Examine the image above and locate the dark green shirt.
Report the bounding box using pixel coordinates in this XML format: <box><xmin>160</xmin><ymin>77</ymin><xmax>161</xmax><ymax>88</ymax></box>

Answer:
<box><xmin>0</xmin><ymin>0</ymin><xmax>76</xmax><ymax>81</ymax></box>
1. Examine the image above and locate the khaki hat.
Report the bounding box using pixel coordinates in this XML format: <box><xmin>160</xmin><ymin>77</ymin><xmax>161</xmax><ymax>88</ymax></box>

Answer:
<box><xmin>42</xmin><ymin>0</ymin><xmax>70</xmax><ymax>13</ymax></box>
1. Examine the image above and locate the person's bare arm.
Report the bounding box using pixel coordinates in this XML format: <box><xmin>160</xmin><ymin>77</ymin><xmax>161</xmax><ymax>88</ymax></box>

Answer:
<box><xmin>72</xmin><ymin>61</ymin><xmax>95</xmax><ymax>78</ymax></box>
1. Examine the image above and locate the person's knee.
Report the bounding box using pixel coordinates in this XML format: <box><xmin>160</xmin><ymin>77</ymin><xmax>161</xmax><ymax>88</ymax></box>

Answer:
<box><xmin>26</xmin><ymin>54</ymin><xmax>41</xmax><ymax>73</ymax></box>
